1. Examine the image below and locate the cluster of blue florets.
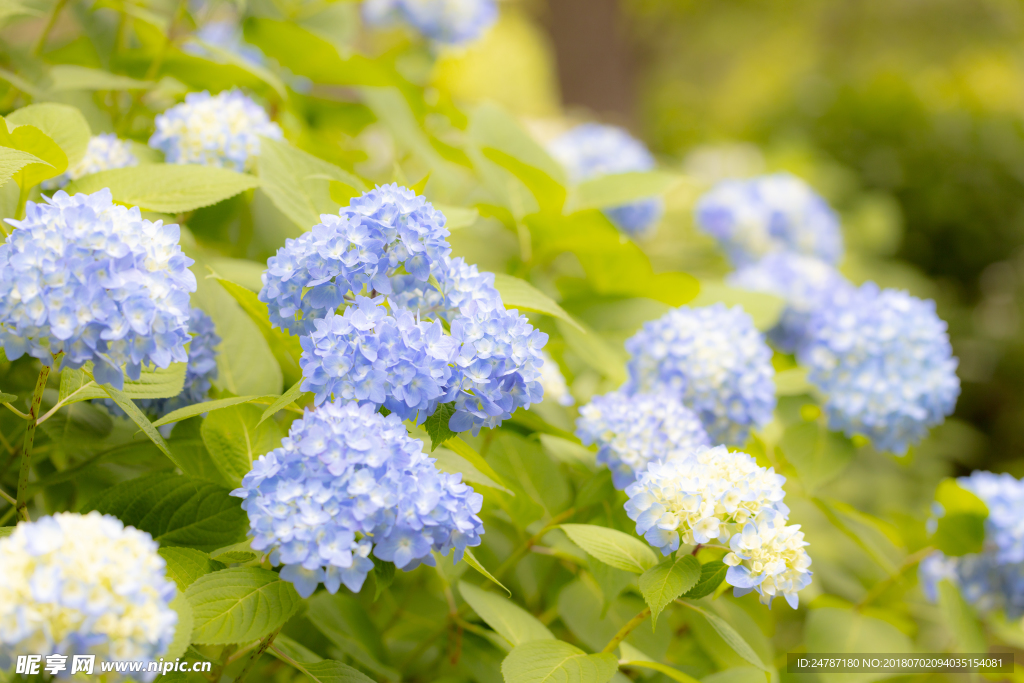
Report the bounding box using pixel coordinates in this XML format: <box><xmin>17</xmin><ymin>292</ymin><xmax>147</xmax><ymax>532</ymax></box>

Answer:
<box><xmin>920</xmin><ymin>471</ymin><xmax>1024</xmax><ymax>619</ymax></box>
<box><xmin>728</xmin><ymin>252</ymin><xmax>854</xmax><ymax>353</ymax></box>
<box><xmin>548</xmin><ymin>123</ymin><xmax>663</xmax><ymax>238</ymax></box>
<box><xmin>268</xmin><ymin>185</ymin><xmax>546</xmax><ymax>434</ymax></box>
<box><xmin>149</xmin><ymin>89</ymin><xmax>282</xmax><ymax>172</ymax></box>
<box><xmin>576</xmin><ymin>389</ymin><xmax>710</xmax><ymax>489</ymax></box>
<box><xmin>137</xmin><ymin>308</ymin><xmax>220</xmax><ymax>418</ymax></box>
<box><xmin>231</xmin><ymin>401</ymin><xmax>485</xmax><ymax>598</ymax></box>
<box><xmin>694</xmin><ymin>173</ymin><xmax>843</xmax><ymax>267</ymax></box>
<box><xmin>798</xmin><ymin>283</ymin><xmax>960</xmax><ymax>454</ymax></box>
<box><xmin>362</xmin><ymin>0</ymin><xmax>498</xmax><ymax>45</ymax></box>
<box><xmin>44</xmin><ymin>134</ymin><xmax>138</xmax><ymax>189</ymax></box>
<box><xmin>0</xmin><ymin>190</ymin><xmax>196</xmax><ymax>389</ymax></box>
<box><xmin>624</xmin><ymin>303</ymin><xmax>776</xmax><ymax>445</ymax></box>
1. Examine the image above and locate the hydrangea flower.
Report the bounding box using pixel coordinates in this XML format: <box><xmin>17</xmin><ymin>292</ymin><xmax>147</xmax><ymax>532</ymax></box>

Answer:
<box><xmin>0</xmin><ymin>189</ymin><xmax>196</xmax><ymax>390</ymax></box>
<box><xmin>149</xmin><ymin>89</ymin><xmax>282</xmax><ymax>172</ymax></box>
<box><xmin>624</xmin><ymin>303</ymin><xmax>776</xmax><ymax>445</ymax></box>
<box><xmin>799</xmin><ymin>283</ymin><xmax>960</xmax><ymax>454</ymax></box>
<box><xmin>0</xmin><ymin>512</ymin><xmax>178</xmax><ymax>666</ymax></box>
<box><xmin>44</xmin><ymin>134</ymin><xmax>138</xmax><ymax>189</ymax></box>
<box><xmin>231</xmin><ymin>401</ymin><xmax>485</xmax><ymax>598</ymax></box>
<box><xmin>260</xmin><ymin>184</ymin><xmax>451</xmax><ymax>336</ymax></box>
<box><xmin>920</xmin><ymin>471</ymin><xmax>1024</xmax><ymax>619</ymax></box>
<box><xmin>548</xmin><ymin>123</ymin><xmax>664</xmax><ymax>238</ymax></box>
<box><xmin>184</xmin><ymin>21</ymin><xmax>265</xmax><ymax>66</ymax></box>
<box><xmin>694</xmin><ymin>173</ymin><xmax>843</xmax><ymax>267</ymax></box>
<box><xmin>576</xmin><ymin>389</ymin><xmax>709</xmax><ymax>489</ymax></box>
<box><xmin>362</xmin><ymin>0</ymin><xmax>498</xmax><ymax>45</ymax></box>
<box><xmin>624</xmin><ymin>444</ymin><xmax>811</xmax><ymax>608</ymax></box>
<box><xmin>135</xmin><ymin>308</ymin><xmax>220</xmax><ymax>419</ymax></box>
<box><xmin>728</xmin><ymin>252</ymin><xmax>854</xmax><ymax>353</ymax></box>
<box><xmin>537</xmin><ymin>350</ymin><xmax>574</xmax><ymax>407</ymax></box>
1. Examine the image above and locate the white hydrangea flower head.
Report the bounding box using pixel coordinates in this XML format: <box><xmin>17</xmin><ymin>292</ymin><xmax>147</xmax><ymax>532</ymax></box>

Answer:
<box><xmin>537</xmin><ymin>350</ymin><xmax>574</xmax><ymax>407</ymax></box>
<box><xmin>0</xmin><ymin>512</ymin><xmax>178</xmax><ymax>668</ymax></box>
<box><xmin>624</xmin><ymin>303</ymin><xmax>776</xmax><ymax>445</ymax></box>
<box><xmin>577</xmin><ymin>389</ymin><xmax>709</xmax><ymax>489</ymax></box>
<box><xmin>44</xmin><ymin>134</ymin><xmax>138</xmax><ymax>189</ymax></box>
<box><xmin>149</xmin><ymin>89</ymin><xmax>282</xmax><ymax>172</ymax></box>
<box><xmin>723</xmin><ymin>509</ymin><xmax>813</xmax><ymax>609</ymax></box>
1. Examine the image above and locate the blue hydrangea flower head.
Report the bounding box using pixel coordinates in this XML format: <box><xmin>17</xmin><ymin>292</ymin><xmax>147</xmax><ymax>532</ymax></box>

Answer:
<box><xmin>0</xmin><ymin>189</ymin><xmax>197</xmax><ymax>390</ymax></box>
<box><xmin>728</xmin><ymin>252</ymin><xmax>855</xmax><ymax>353</ymax></box>
<box><xmin>231</xmin><ymin>400</ymin><xmax>485</xmax><ymax>598</ymax></box>
<box><xmin>44</xmin><ymin>134</ymin><xmax>138</xmax><ymax>189</ymax></box>
<box><xmin>184</xmin><ymin>21</ymin><xmax>265</xmax><ymax>66</ymax></box>
<box><xmin>138</xmin><ymin>308</ymin><xmax>220</xmax><ymax>418</ymax></box>
<box><xmin>149</xmin><ymin>89</ymin><xmax>282</xmax><ymax>172</ymax></box>
<box><xmin>260</xmin><ymin>184</ymin><xmax>451</xmax><ymax>336</ymax></box>
<box><xmin>624</xmin><ymin>444</ymin><xmax>811</xmax><ymax>608</ymax></box>
<box><xmin>920</xmin><ymin>471</ymin><xmax>1024</xmax><ymax>619</ymax></box>
<box><xmin>624</xmin><ymin>303</ymin><xmax>776</xmax><ymax>444</ymax></box>
<box><xmin>0</xmin><ymin>512</ymin><xmax>178</xmax><ymax>665</ymax></box>
<box><xmin>799</xmin><ymin>283</ymin><xmax>960</xmax><ymax>454</ymax></box>
<box><xmin>576</xmin><ymin>389</ymin><xmax>709</xmax><ymax>489</ymax></box>
<box><xmin>695</xmin><ymin>173</ymin><xmax>843</xmax><ymax>267</ymax></box>
<box><xmin>548</xmin><ymin>123</ymin><xmax>663</xmax><ymax>238</ymax></box>
<box><xmin>537</xmin><ymin>350</ymin><xmax>574</xmax><ymax>407</ymax></box>
<box><xmin>362</xmin><ymin>0</ymin><xmax>498</xmax><ymax>45</ymax></box>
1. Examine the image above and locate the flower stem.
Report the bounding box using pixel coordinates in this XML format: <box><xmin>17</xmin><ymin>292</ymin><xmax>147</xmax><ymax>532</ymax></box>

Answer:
<box><xmin>16</xmin><ymin>361</ymin><xmax>52</xmax><ymax>522</ymax></box>
<box><xmin>232</xmin><ymin>627</ymin><xmax>281</xmax><ymax>683</ymax></box>
<box><xmin>33</xmin><ymin>0</ymin><xmax>69</xmax><ymax>56</ymax></box>
<box><xmin>494</xmin><ymin>507</ymin><xmax>576</xmax><ymax>581</ymax></box>
<box><xmin>601</xmin><ymin>607</ymin><xmax>651</xmax><ymax>653</ymax></box>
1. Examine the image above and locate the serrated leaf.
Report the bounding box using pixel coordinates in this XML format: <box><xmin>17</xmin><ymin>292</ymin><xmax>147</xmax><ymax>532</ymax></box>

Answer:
<box><xmin>86</xmin><ymin>472</ymin><xmax>248</xmax><ymax>551</ymax></box>
<box><xmin>159</xmin><ymin>547</ymin><xmax>227</xmax><ymax>590</ymax></box>
<box><xmin>209</xmin><ymin>540</ymin><xmax>260</xmax><ymax>564</ymax></box>
<box><xmin>258</xmin><ymin>379</ymin><xmax>306</xmax><ymax>427</ymax></box>
<box><xmin>492</xmin><ymin>273</ymin><xmax>584</xmax><ymax>332</ymax></box>
<box><xmin>101</xmin><ymin>384</ymin><xmax>179</xmax><ymax>468</ymax></box>
<box><xmin>681</xmin><ymin>560</ymin><xmax>728</xmax><ymax>600</ymax></box>
<box><xmin>0</xmin><ymin>146</ymin><xmax>43</xmax><ymax>188</ymax></box>
<box><xmin>566</xmin><ymin>171</ymin><xmax>687</xmax><ymax>213</ymax></box>
<box><xmin>464</xmin><ymin>548</ymin><xmax>511</xmax><ymax>596</ymax></box>
<box><xmin>299</xmin><ymin>661</ymin><xmax>375</xmax><ymax>683</ymax></box>
<box><xmin>500</xmin><ymin>640</ymin><xmax>617</xmax><ymax>683</ymax></box>
<box><xmin>186</xmin><ymin>567</ymin><xmax>302</xmax><ymax>645</ymax></box>
<box><xmin>47</xmin><ymin>65</ymin><xmax>155</xmax><ymax>92</ymax></box>
<box><xmin>59</xmin><ymin>363</ymin><xmax>186</xmax><ymax>404</ymax></box>
<box><xmin>165</xmin><ymin>594</ymin><xmax>194</xmax><ymax>661</ymax></box>
<box><xmin>459</xmin><ymin>581</ymin><xmax>554</xmax><ymax>647</ymax></box>
<box><xmin>639</xmin><ymin>555</ymin><xmax>700</xmax><ymax>629</ymax></box>
<box><xmin>682</xmin><ymin>603</ymin><xmax>769</xmax><ymax>672</ymax></box>
<box><xmin>0</xmin><ymin>122</ymin><xmax>65</xmax><ymax>188</ymax></box>
<box><xmin>200</xmin><ymin>403</ymin><xmax>283</xmax><ymax>487</ymax></box>
<box><xmin>425</xmin><ymin>402</ymin><xmax>458</xmax><ymax>450</ymax></box>
<box><xmin>65</xmin><ymin>165</ymin><xmax>259</xmax><ymax>213</ymax></box>
<box><xmin>151</xmin><ymin>395</ymin><xmax>269</xmax><ymax>428</ymax></box>
<box><xmin>6</xmin><ymin>103</ymin><xmax>90</xmax><ymax>167</ymax></box>
<box><xmin>560</xmin><ymin>524</ymin><xmax>658</xmax><ymax>574</ymax></box>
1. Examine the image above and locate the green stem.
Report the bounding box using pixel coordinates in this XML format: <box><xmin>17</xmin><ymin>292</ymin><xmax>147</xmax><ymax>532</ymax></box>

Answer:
<box><xmin>16</xmin><ymin>361</ymin><xmax>52</xmax><ymax>522</ymax></box>
<box><xmin>232</xmin><ymin>627</ymin><xmax>280</xmax><ymax>683</ymax></box>
<box><xmin>601</xmin><ymin>607</ymin><xmax>651</xmax><ymax>653</ymax></box>
<box><xmin>33</xmin><ymin>0</ymin><xmax>69</xmax><ymax>56</ymax></box>
<box><xmin>494</xmin><ymin>507</ymin><xmax>576</xmax><ymax>581</ymax></box>
<box><xmin>855</xmin><ymin>546</ymin><xmax>935</xmax><ymax>611</ymax></box>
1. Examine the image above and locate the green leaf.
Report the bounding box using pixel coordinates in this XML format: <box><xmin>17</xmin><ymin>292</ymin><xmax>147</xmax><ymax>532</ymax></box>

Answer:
<box><xmin>447</xmin><ymin>437</ymin><xmax>512</xmax><ymax>493</ymax></box>
<box><xmin>434</xmin><ymin>203</ymin><xmax>479</xmax><ymax>230</ymax></box>
<box><xmin>619</xmin><ymin>642</ymin><xmax>700</xmax><ymax>683</ymax></box>
<box><xmin>59</xmin><ymin>363</ymin><xmax>187</xmax><ymax>404</ymax></box>
<box><xmin>0</xmin><ymin>0</ymin><xmax>43</xmax><ymax>28</ymax></box>
<box><xmin>186</xmin><ymin>567</ymin><xmax>302</xmax><ymax>645</ymax></box>
<box><xmin>0</xmin><ymin>121</ymin><xmax>65</xmax><ymax>188</ymax></box>
<box><xmin>6</xmin><ymin>103</ymin><xmax>90</xmax><ymax>167</ymax></box>
<box><xmin>0</xmin><ymin>146</ymin><xmax>44</xmax><ymax>188</ymax></box>
<box><xmin>101</xmin><ymin>384</ymin><xmax>179</xmax><ymax>467</ymax></box>
<box><xmin>188</xmin><ymin>38</ymin><xmax>287</xmax><ymax>100</ymax></box>
<box><xmin>492</xmin><ymin>273</ymin><xmax>584</xmax><ymax>332</ymax></box>
<box><xmin>361</xmin><ymin>87</ymin><xmax>457</xmax><ymax>183</ymax></box>
<box><xmin>639</xmin><ymin>555</ymin><xmax>700</xmax><ymax>628</ymax></box>
<box><xmin>555</xmin><ymin>318</ymin><xmax>628</xmax><ymax>385</ymax></box>
<box><xmin>258</xmin><ymin>380</ymin><xmax>306</xmax><ymax>427</ymax></box>
<box><xmin>779</xmin><ymin>421</ymin><xmax>856</xmax><ymax>491</ymax></box>
<box><xmin>459</xmin><ymin>580</ymin><xmax>554</xmax><ymax>647</ymax></box>
<box><xmin>482</xmin><ymin>147</ymin><xmax>566</xmax><ymax>214</ymax></box>
<box><xmin>159</xmin><ymin>547</ymin><xmax>227</xmax><ymax>590</ymax></box>
<box><xmin>937</xmin><ymin>579</ymin><xmax>986</xmax><ymax>654</ymax></box>
<box><xmin>463</xmin><ymin>549</ymin><xmax>511</xmax><ymax>596</ymax></box>
<box><xmin>298</xmin><ymin>661</ymin><xmax>376</xmax><ymax>683</ymax></box>
<box><xmin>775</xmin><ymin>367</ymin><xmax>811</xmax><ymax>396</ymax></box>
<box><xmin>256</xmin><ymin>136</ymin><xmax>365</xmax><ymax>230</ymax></box>
<box><xmin>209</xmin><ymin>540</ymin><xmax>260</xmax><ymax>564</ymax></box>
<box><xmin>200</xmin><ymin>404</ymin><xmax>283</xmax><ymax>488</ymax></box>
<box><xmin>305</xmin><ymin>593</ymin><xmax>397</xmax><ymax>679</ymax></box>
<box><xmin>212</xmin><ymin>275</ymin><xmax>302</xmax><ymax>387</ymax></box>
<box><xmin>588</xmin><ymin>556</ymin><xmax>635</xmax><ymax>617</ymax></box>
<box><xmin>0</xmin><ymin>391</ymin><xmax>17</xmax><ymax>404</ymax></box>
<box><xmin>566</xmin><ymin>172</ymin><xmax>687</xmax><ymax>212</ymax></box>
<box><xmin>152</xmin><ymin>395</ymin><xmax>270</xmax><ymax>428</ymax></box>
<box><xmin>424</xmin><ymin>402</ymin><xmax>458</xmax><ymax>450</ymax></box>
<box><xmin>65</xmin><ymin>165</ymin><xmax>260</xmax><ymax>213</ymax></box>
<box><xmin>931</xmin><ymin>478</ymin><xmax>989</xmax><ymax>556</ymax></box>
<box><xmin>805</xmin><ymin>607</ymin><xmax>913</xmax><ymax>683</ymax></box>
<box><xmin>560</xmin><ymin>524</ymin><xmax>658</xmax><ymax>574</ymax></box>
<box><xmin>86</xmin><ymin>472</ymin><xmax>248</xmax><ymax>551</ymax></box>
<box><xmin>689</xmin><ymin>281</ymin><xmax>784</xmax><ymax>332</ymax></box>
<box><xmin>681</xmin><ymin>560</ymin><xmax>727</xmax><ymax>600</ymax></box>
<box><xmin>500</xmin><ymin>640</ymin><xmax>617</xmax><ymax>683</ymax></box>
<box><xmin>681</xmin><ymin>603</ymin><xmax>769</xmax><ymax>672</ymax></box>
<box><xmin>165</xmin><ymin>594</ymin><xmax>194</xmax><ymax>661</ymax></box>
<box><xmin>47</xmin><ymin>65</ymin><xmax>155</xmax><ymax>92</ymax></box>
<box><xmin>433</xmin><ymin>446</ymin><xmax>506</xmax><ymax>492</ymax></box>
